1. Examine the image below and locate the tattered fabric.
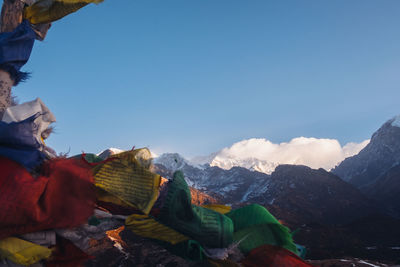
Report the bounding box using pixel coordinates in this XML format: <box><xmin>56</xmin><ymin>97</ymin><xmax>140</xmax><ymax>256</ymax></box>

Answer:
<box><xmin>0</xmin><ymin>157</ymin><xmax>96</xmax><ymax>239</ymax></box>
<box><xmin>20</xmin><ymin>230</ymin><xmax>56</xmax><ymax>247</ymax></box>
<box><xmin>158</xmin><ymin>171</ymin><xmax>233</xmax><ymax>248</ymax></box>
<box><xmin>225</xmin><ymin>204</ymin><xmax>297</xmax><ymax>255</ymax></box>
<box><xmin>0</xmin><ymin>20</ymin><xmax>35</xmax><ymax>85</ymax></box>
<box><xmin>0</xmin><ymin>237</ymin><xmax>52</xmax><ymax>266</ymax></box>
<box><xmin>0</xmin><ymin>114</ymin><xmax>46</xmax><ymax>170</ymax></box>
<box><xmin>125</xmin><ymin>214</ymin><xmax>189</xmax><ymax>245</ymax></box>
<box><xmin>93</xmin><ymin>149</ymin><xmax>161</xmax><ymax>215</ymax></box>
<box><xmin>24</xmin><ymin>0</ymin><xmax>104</xmax><ymax>24</ymax></box>
<box><xmin>46</xmin><ymin>236</ymin><xmax>93</xmax><ymax>267</ymax></box>
<box><xmin>2</xmin><ymin>98</ymin><xmax>56</xmax><ymax>146</ymax></box>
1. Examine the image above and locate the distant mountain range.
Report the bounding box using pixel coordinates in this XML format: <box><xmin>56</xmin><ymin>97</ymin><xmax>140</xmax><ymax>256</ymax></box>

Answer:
<box><xmin>99</xmin><ymin>115</ymin><xmax>400</xmax><ymax>220</ymax></box>
<box><xmin>151</xmin><ymin>115</ymin><xmax>400</xmax><ymax>217</ymax></box>
<box><xmin>150</xmin><ymin>115</ymin><xmax>400</xmax><ymax>262</ymax></box>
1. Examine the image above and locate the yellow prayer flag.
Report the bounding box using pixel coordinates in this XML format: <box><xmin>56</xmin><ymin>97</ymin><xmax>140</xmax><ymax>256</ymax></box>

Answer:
<box><xmin>201</xmin><ymin>204</ymin><xmax>232</xmax><ymax>214</ymax></box>
<box><xmin>94</xmin><ymin>148</ymin><xmax>161</xmax><ymax>215</ymax></box>
<box><xmin>24</xmin><ymin>0</ymin><xmax>104</xmax><ymax>24</ymax></box>
<box><xmin>125</xmin><ymin>214</ymin><xmax>188</xmax><ymax>245</ymax></box>
<box><xmin>0</xmin><ymin>237</ymin><xmax>52</xmax><ymax>266</ymax></box>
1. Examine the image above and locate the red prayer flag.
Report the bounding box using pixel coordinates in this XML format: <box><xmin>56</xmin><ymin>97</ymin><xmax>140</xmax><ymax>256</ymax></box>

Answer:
<box><xmin>241</xmin><ymin>244</ymin><xmax>314</xmax><ymax>267</ymax></box>
<box><xmin>0</xmin><ymin>156</ymin><xmax>96</xmax><ymax>239</ymax></box>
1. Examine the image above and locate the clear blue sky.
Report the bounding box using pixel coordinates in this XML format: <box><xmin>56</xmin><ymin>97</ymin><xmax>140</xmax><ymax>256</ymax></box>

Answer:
<box><xmin>9</xmin><ymin>0</ymin><xmax>400</xmax><ymax>157</ymax></box>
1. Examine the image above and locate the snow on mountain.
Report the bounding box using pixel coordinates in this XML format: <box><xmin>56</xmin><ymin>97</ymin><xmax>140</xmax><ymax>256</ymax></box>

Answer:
<box><xmin>154</xmin><ymin>137</ymin><xmax>369</xmax><ymax>182</ymax></box>
<box><xmin>151</xmin><ymin>134</ymin><xmax>372</xmax><ymax>203</ymax></box>
<box><xmin>391</xmin><ymin>115</ymin><xmax>400</xmax><ymax>128</ymax></box>
<box><xmin>97</xmin><ymin>135</ymin><xmax>369</xmax><ymax>177</ymax></box>
<box><xmin>97</xmin><ymin>147</ymin><xmax>159</xmax><ymax>161</ymax></box>
<box><xmin>96</xmin><ymin>133</ymin><xmax>373</xmax><ymax>202</ymax></box>
<box><xmin>154</xmin><ymin>154</ymin><xmax>378</xmax><ymax>225</ymax></box>
<box><xmin>189</xmin><ymin>152</ymin><xmax>219</xmax><ymax>168</ymax></box>
<box><xmin>210</xmin><ymin>156</ymin><xmax>278</xmax><ymax>174</ymax></box>
<box><xmin>208</xmin><ymin>137</ymin><xmax>369</xmax><ymax>174</ymax></box>
<box><xmin>153</xmin><ymin>152</ymin><xmax>272</xmax><ymax>202</ymax></box>
<box><xmin>97</xmin><ymin>147</ymin><xmax>125</xmax><ymax>159</ymax></box>
<box><xmin>153</xmin><ymin>153</ymin><xmax>190</xmax><ymax>171</ymax></box>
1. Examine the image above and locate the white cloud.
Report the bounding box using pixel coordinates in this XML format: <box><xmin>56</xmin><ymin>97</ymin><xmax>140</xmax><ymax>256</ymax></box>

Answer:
<box><xmin>210</xmin><ymin>137</ymin><xmax>370</xmax><ymax>174</ymax></box>
<box><xmin>342</xmin><ymin>140</ymin><xmax>370</xmax><ymax>158</ymax></box>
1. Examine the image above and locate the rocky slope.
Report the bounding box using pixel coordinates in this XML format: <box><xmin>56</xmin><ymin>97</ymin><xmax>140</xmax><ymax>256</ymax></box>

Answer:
<box><xmin>247</xmin><ymin>165</ymin><xmax>376</xmax><ymax>226</ymax></box>
<box><xmin>332</xmin><ymin>116</ymin><xmax>400</xmax><ymax>216</ymax></box>
<box><xmin>365</xmin><ymin>164</ymin><xmax>400</xmax><ymax>217</ymax></box>
<box><xmin>332</xmin><ymin>116</ymin><xmax>400</xmax><ymax>189</ymax></box>
<box><xmin>294</xmin><ymin>214</ymin><xmax>400</xmax><ymax>264</ymax></box>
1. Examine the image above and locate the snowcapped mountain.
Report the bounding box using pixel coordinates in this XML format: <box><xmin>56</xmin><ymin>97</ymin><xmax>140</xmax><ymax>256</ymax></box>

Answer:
<box><xmin>153</xmin><ymin>153</ymin><xmax>270</xmax><ymax>202</ymax></box>
<box><xmin>392</xmin><ymin>115</ymin><xmax>400</xmax><ymax>127</ymax></box>
<box><xmin>210</xmin><ymin>156</ymin><xmax>279</xmax><ymax>174</ymax></box>
<box><xmin>153</xmin><ymin>153</ymin><xmax>190</xmax><ymax>171</ymax></box>
<box><xmin>190</xmin><ymin>137</ymin><xmax>369</xmax><ymax>175</ymax></box>
<box><xmin>98</xmin><ymin>114</ymin><xmax>400</xmax><ymax>219</ymax></box>
<box><xmin>189</xmin><ymin>152</ymin><xmax>219</xmax><ymax>167</ymax></box>
<box><xmin>97</xmin><ymin>147</ymin><xmax>125</xmax><ymax>159</ymax></box>
<box><xmin>152</xmin><ymin>114</ymin><xmax>400</xmax><ymax>224</ymax></box>
<box><xmin>332</xmin><ymin>116</ymin><xmax>400</xmax><ymax>188</ymax></box>
<box><xmin>153</xmin><ymin>154</ymin><xmax>377</xmax><ymax>226</ymax></box>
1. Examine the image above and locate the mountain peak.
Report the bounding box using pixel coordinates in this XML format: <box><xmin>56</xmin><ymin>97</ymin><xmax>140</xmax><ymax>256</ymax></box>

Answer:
<box><xmin>97</xmin><ymin>147</ymin><xmax>125</xmax><ymax>160</ymax></box>
<box><xmin>153</xmin><ymin>153</ymin><xmax>189</xmax><ymax>171</ymax></box>
<box><xmin>210</xmin><ymin>156</ymin><xmax>278</xmax><ymax>174</ymax></box>
<box><xmin>390</xmin><ymin>115</ymin><xmax>400</xmax><ymax>128</ymax></box>
<box><xmin>332</xmin><ymin>116</ymin><xmax>400</xmax><ymax>188</ymax></box>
